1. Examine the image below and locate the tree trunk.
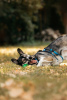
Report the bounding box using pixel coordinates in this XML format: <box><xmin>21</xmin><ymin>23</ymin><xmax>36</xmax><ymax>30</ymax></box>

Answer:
<box><xmin>61</xmin><ymin>0</ymin><xmax>67</xmax><ymax>34</ymax></box>
<box><xmin>63</xmin><ymin>13</ymin><xmax>67</xmax><ymax>34</ymax></box>
<box><xmin>65</xmin><ymin>13</ymin><xmax>67</xmax><ymax>34</ymax></box>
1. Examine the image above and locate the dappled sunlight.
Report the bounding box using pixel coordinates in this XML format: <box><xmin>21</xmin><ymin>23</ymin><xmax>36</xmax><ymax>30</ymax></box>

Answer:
<box><xmin>0</xmin><ymin>48</ymin><xmax>17</xmax><ymax>55</ymax></box>
<box><xmin>0</xmin><ymin>47</ymin><xmax>41</xmax><ymax>55</ymax></box>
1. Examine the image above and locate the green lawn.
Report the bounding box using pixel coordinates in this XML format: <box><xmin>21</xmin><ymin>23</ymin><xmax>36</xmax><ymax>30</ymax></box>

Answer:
<box><xmin>0</xmin><ymin>42</ymin><xmax>67</xmax><ymax>100</ymax></box>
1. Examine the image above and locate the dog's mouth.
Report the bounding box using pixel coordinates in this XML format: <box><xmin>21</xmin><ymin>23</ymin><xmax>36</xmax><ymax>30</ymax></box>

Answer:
<box><xmin>29</xmin><ymin>60</ymin><xmax>37</xmax><ymax>65</ymax></box>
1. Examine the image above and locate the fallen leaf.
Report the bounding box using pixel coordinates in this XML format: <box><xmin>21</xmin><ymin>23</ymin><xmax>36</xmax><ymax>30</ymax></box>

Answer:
<box><xmin>8</xmin><ymin>88</ymin><xmax>24</xmax><ymax>98</ymax></box>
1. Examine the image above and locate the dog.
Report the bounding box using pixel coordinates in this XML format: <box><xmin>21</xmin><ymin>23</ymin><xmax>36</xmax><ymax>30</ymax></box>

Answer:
<box><xmin>11</xmin><ymin>35</ymin><xmax>67</xmax><ymax>67</ymax></box>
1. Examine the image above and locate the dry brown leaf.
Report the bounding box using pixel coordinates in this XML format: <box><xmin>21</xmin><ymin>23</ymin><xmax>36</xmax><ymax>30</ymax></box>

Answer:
<box><xmin>8</xmin><ymin>88</ymin><xmax>24</xmax><ymax>98</ymax></box>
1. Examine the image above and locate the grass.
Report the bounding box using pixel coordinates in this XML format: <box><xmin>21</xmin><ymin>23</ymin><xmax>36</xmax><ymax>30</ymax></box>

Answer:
<box><xmin>0</xmin><ymin>42</ymin><xmax>67</xmax><ymax>100</ymax></box>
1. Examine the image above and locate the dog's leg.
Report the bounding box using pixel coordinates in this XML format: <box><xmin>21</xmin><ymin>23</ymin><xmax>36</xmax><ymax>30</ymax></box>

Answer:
<box><xmin>37</xmin><ymin>56</ymin><xmax>53</xmax><ymax>67</ymax></box>
<box><xmin>37</xmin><ymin>57</ymin><xmax>44</xmax><ymax>67</ymax></box>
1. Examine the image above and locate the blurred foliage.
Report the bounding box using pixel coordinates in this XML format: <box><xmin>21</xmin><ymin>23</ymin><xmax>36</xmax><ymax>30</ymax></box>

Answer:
<box><xmin>0</xmin><ymin>0</ymin><xmax>66</xmax><ymax>44</ymax></box>
<box><xmin>0</xmin><ymin>0</ymin><xmax>42</xmax><ymax>44</ymax></box>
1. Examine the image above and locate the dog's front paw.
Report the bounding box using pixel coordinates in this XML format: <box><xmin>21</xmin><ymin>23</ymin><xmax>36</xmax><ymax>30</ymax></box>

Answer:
<box><xmin>37</xmin><ymin>62</ymin><xmax>42</xmax><ymax>67</ymax></box>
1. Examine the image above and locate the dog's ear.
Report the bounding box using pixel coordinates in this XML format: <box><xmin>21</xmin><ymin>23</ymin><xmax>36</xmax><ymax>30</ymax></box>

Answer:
<box><xmin>11</xmin><ymin>58</ymin><xmax>18</xmax><ymax>64</ymax></box>
<box><xmin>17</xmin><ymin>48</ymin><xmax>27</xmax><ymax>57</ymax></box>
<box><xmin>17</xmin><ymin>48</ymin><xmax>24</xmax><ymax>55</ymax></box>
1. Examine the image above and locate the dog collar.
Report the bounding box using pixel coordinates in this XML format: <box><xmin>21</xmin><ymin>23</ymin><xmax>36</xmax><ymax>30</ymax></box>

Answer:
<box><xmin>35</xmin><ymin>58</ymin><xmax>39</xmax><ymax>63</ymax></box>
<box><xmin>43</xmin><ymin>49</ymin><xmax>63</xmax><ymax>61</ymax></box>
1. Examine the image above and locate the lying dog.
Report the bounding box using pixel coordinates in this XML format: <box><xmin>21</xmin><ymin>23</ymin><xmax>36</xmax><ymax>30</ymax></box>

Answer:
<box><xmin>11</xmin><ymin>35</ymin><xmax>67</xmax><ymax>67</ymax></box>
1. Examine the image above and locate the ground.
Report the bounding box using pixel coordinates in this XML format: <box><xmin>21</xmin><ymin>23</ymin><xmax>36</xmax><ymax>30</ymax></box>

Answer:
<box><xmin>0</xmin><ymin>42</ymin><xmax>67</xmax><ymax>100</ymax></box>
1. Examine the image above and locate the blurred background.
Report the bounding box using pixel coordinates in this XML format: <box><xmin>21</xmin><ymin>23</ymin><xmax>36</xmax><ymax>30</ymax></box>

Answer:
<box><xmin>0</xmin><ymin>0</ymin><xmax>67</xmax><ymax>45</ymax></box>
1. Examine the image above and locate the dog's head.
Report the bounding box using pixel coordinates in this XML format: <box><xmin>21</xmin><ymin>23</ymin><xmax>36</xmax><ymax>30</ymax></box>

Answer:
<box><xmin>11</xmin><ymin>48</ymin><xmax>37</xmax><ymax>66</ymax></box>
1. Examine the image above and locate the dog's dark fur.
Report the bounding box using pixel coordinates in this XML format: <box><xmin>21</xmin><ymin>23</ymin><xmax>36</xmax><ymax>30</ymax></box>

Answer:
<box><xmin>11</xmin><ymin>35</ymin><xmax>67</xmax><ymax>66</ymax></box>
